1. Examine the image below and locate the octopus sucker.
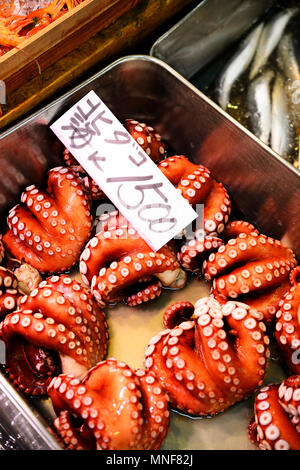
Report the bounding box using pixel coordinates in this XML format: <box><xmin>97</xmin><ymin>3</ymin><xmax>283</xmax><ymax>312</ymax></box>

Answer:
<box><xmin>0</xmin><ymin>275</ymin><xmax>108</xmax><ymax>396</ymax></box>
<box><xmin>144</xmin><ymin>296</ymin><xmax>269</xmax><ymax>416</ymax></box>
<box><xmin>203</xmin><ymin>232</ymin><xmax>297</xmax><ymax>323</ymax></box>
<box><xmin>249</xmin><ymin>376</ymin><xmax>300</xmax><ymax>450</ymax></box>
<box><xmin>80</xmin><ymin>212</ymin><xmax>186</xmax><ymax>306</ymax></box>
<box><xmin>2</xmin><ymin>167</ymin><xmax>92</xmax><ymax>273</ymax></box>
<box><xmin>274</xmin><ymin>266</ymin><xmax>300</xmax><ymax>374</ymax></box>
<box><xmin>48</xmin><ymin>359</ymin><xmax>169</xmax><ymax>450</ymax></box>
<box><xmin>0</xmin><ymin>267</ymin><xmax>21</xmax><ymax>320</ymax></box>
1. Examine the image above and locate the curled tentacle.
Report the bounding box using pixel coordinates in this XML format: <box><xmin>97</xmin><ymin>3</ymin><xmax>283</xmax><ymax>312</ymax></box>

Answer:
<box><xmin>53</xmin><ymin>410</ymin><xmax>95</xmax><ymax>450</ymax></box>
<box><xmin>0</xmin><ymin>267</ymin><xmax>21</xmax><ymax>320</ymax></box>
<box><xmin>80</xmin><ymin>213</ymin><xmax>186</xmax><ymax>306</ymax></box>
<box><xmin>125</xmin><ymin>278</ymin><xmax>162</xmax><ymax>307</ymax></box>
<box><xmin>158</xmin><ymin>155</ymin><xmax>231</xmax><ymax>236</ymax></box>
<box><xmin>0</xmin><ymin>275</ymin><xmax>108</xmax><ymax>396</ymax></box>
<box><xmin>203</xmin><ymin>232</ymin><xmax>297</xmax><ymax>323</ymax></box>
<box><xmin>124</xmin><ymin>119</ymin><xmax>166</xmax><ymax>164</ymax></box>
<box><xmin>220</xmin><ymin>220</ymin><xmax>258</xmax><ymax>241</ymax></box>
<box><xmin>178</xmin><ymin>236</ymin><xmax>223</xmax><ymax>274</ymax></box>
<box><xmin>163</xmin><ymin>301</ymin><xmax>194</xmax><ymax>329</ymax></box>
<box><xmin>48</xmin><ymin>358</ymin><xmax>169</xmax><ymax>450</ymax></box>
<box><xmin>144</xmin><ymin>296</ymin><xmax>269</xmax><ymax>416</ymax></box>
<box><xmin>2</xmin><ymin>167</ymin><xmax>92</xmax><ymax>274</ymax></box>
<box><xmin>275</xmin><ymin>266</ymin><xmax>300</xmax><ymax>374</ymax></box>
<box><xmin>249</xmin><ymin>376</ymin><xmax>300</xmax><ymax>450</ymax></box>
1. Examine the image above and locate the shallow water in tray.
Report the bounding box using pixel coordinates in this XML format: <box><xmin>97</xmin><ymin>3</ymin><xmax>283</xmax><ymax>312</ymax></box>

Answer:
<box><xmin>32</xmin><ymin>273</ymin><xmax>286</xmax><ymax>450</ymax></box>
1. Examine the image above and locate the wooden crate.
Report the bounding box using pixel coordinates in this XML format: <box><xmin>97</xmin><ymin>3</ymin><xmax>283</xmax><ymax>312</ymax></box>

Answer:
<box><xmin>0</xmin><ymin>0</ymin><xmax>139</xmax><ymax>93</ymax></box>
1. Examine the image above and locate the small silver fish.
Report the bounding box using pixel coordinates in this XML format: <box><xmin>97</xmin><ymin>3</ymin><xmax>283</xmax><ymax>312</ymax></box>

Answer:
<box><xmin>246</xmin><ymin>69</ymin><xmax>274</xmax><ymax>145</ymax></box>
<box><xmin>217</xmin><ymin>23</ymin><xmax>263</xmax><ymax>110</ymax></box>
<box><xmin>277</xmin><ymin>32</ymin><xmax>300</xmax><ymax>130</ymax></box>
<box><xmin>249</xmin><ymin>8</ymin><xmax>298</xmax><ymax>80</ymax></box>
<box><xmin>271</xmin><ymin>73</ymin><xmax>295</xmax><ymax>160</ymax></box>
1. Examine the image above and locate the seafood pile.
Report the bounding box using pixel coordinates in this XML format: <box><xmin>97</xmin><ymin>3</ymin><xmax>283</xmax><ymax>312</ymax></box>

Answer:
<box><xmin>216</xmin><ymin>6</ymin><xmax>300</xmax><ymax>170</ymax></box>
<box><xmin>0</xmin><ymin>0</ymin><xmax>84</xmax><ymax>56</ymax></box>
<box><xmin>0</xmin><ymin>117</ymin><xmax>299</xmax><ymax>450</ymax></box>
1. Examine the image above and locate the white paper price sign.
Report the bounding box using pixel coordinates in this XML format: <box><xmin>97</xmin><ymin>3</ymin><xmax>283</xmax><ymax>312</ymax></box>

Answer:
<box><xmin>51</xmin><ymin>91</ymin><xmax>197</xmax><ymax>251</ymax></box>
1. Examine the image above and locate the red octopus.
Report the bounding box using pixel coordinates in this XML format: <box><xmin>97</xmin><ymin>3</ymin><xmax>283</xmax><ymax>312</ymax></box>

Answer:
<box><xmin>274</xmin><ymin>266</ymin><xmax>300</xmax><ymax>374</ymax></box>
<box><xmin>203</xmin><ymin>231</ymin><xmax>297</xmax><ymax>323</ymax></box>
<box><xmin>79</xmin><ymin>212</ymin><xmax>186</xmax><ymax>307</ymax></box>
<box><xmin>124</xmin><ymin>119</ymin><xmax>166</xmax><ymax>164</ymax></box>
<box><xmin>0</xmin><ymin>275</ymin><xmax>108</xmax><ymax>396</ymax></box>
<box><xmin>144</xmin><ymin>296</ymin><xmax>269</xmax><ymax>416</ymax></box>
<box><xmin>0</xmin><ymin>267</ymin><xmax>21</xmax><ymax>320</ymax></box>
<box><xmin>158</xmin><ymin>155</ymin><xmax>231</xmax><ymax>236</ymax></box>
<box><xmin>177</xmin><ymin>221</ymin><xmax>257</xmax><ymax>275</ymax></box>
<box><xmin>2</xmin><ymin>167</ymin><xmax>92</xmax><ymax>273</ymax></box>
<box><xmin>48</xmin><ymin>358</ymin><xmax>169</xmax><ymax>450</ymax></box>
<box><xmin>248</xmin><ymin>375</ymin><xmax>300</xmax><ymax>450</ymax></box>
<box><xmin>63</xmin><ymin>119</ymin><xmax>165</xmax><ymax>200</ymax></box>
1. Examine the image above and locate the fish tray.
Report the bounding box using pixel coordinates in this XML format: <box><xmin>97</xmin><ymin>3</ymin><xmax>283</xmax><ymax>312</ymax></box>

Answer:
<box><xmin>151</xmin><ymin>0</ymin><xmax>300</xmax><ymax>172</ymax></box>
<box><xmin>0</xmin><ymin>0</ymin><xmax>138</xmax><ymax>94</ymax></box>
<box><xmin>150</xmin><ymin>0</ymin><xmax>274</xmax><ymax>80</ymax></box>
<box><xmin>0</xmin><ymin>55</ymin><xmax>299</xmax><ymax>450</ymax></box>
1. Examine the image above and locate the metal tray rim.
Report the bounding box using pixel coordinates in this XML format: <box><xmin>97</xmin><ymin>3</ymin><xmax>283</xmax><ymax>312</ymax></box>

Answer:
<box><xmin>0</xmin><ymin>53</ymin><xmax>299</xmax><ymax>451</ymax></box>
<box><xmin>150</xmin><ymin>0</ymin><xmax>209</xmax><ymax>58</ymax></box>
<box><xmin>1</xmin><ymin>54</ymin><xmax>298</xmax><ymax>178</ymax></box>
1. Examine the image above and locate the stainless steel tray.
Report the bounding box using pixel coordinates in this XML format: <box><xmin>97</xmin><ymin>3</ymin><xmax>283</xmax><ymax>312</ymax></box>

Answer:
<box><xmin>0</xmin><ymin>55</ymin><xmax>299</xmax><ymax>450</ymax></box>
<box><xmin>151</xmin><ymin>0</ymin><xmax>300</xmax><ymax>173</ymax></box>
<box><xmin>150</xmin><ymin>0</ymin><xmax>274</xmax><ymax>80</ymax></box>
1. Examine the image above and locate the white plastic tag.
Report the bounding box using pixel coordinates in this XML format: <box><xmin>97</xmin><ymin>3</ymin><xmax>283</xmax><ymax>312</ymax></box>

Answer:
<box><xmin>51</xmin><ymin>90</ymin><xmax>197</xmax><ymax>251</ymax></box>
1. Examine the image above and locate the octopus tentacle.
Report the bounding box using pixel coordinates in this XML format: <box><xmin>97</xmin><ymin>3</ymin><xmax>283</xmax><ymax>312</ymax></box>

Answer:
<box><xmin>125</xmin><ymin>279</ymin><xmax>162</xmax><ymax>307</ymax></box>
<box><xmin>290</xmin><ymin>265</ymin><xmax>300</xmax><ymax>287</ymax></box>
<box><xmin>144</xmin><ymin>296</ymin><xmax>269</xmax><ymax>416</ymax></box>
<box><xmin>178</xmin><ymin>236</ymin><xmax>223</xmax><ymax>273</ymax></box>
<box><xmin>163</xmin><ymin>301</ymin><xmax>194</xmax><ymax>329</ymax></box>
<box><xmin>124</xmin><ymin>119</ymin><xmax>166</xmax><ymax>164</ymax></box>
<box><xmin>0</xmin><ymin>267</ymin><xmax>21</xmax><ymax>320</ymax></box>
<box><xmin>2</xmin><ymin>167</ymin><xmax>92</xmax><ymax>273</ymax></box>
<box><xmin>203</xmin><ymin>232</ymin><xmax>297</xmax><ymax>323</ymax></box>
<box><xmin>54</xmin><ymin>410</ymin><xmax>95</xmax><ymax>450</ymax></box>
<box><xmin>158</xmin><ymin>155</ymin><xmax>231</xmax><ymax>236</ymax></box>
<box><xmin>0</xmin><ymin>275</ymin><xmax>108</xmax><ymax>395</ymax></box>
<box><xmin>220</xmin><ymin>220</ymin><xmax>258</xmax><ymax>241</ymax></box>
<box><xmin>80</xmin><ymin>213</ymin><xmax>186</xmax><ymax>306</ymax></box>
<box><xmin>249</xmin><ymin>376</ymin><xmax>300</xmax><ymax>450</ymax></box>
<box><xmin>48</xmin><ymin>358</ymin><xmax>169</xmax><ymax>450</ymax></box>
<box><xmin>274</xmin><ymin>266</ymin><xmax>300</xmax><ymax>374</ymax></box>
